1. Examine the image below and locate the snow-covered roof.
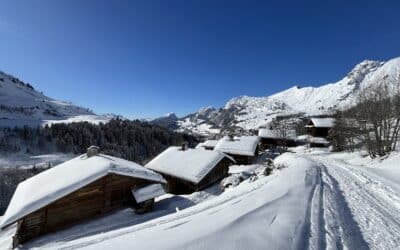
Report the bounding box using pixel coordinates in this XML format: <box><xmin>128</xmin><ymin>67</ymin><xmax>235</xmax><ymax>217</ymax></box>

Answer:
<box><xmin>306</xmin><ymin>118</ymin><xmax>335</xmax><ymax>128</ymax></box>
<box><xmin>0</xmin><ymin>154</ymin><xmax>166</xmax><ymax>229</ymax></box>
<box><xmin>258</xmin><ymin>128</ymin><xmax>282</xmax><ymax>139</ymax></box>
<box><xmin>196</xmin><ymin>140</ymin><xmax>219</xmax><ymax>149</ymax></box>
<box><xmin>145</xmin><ymin>146</ymin><xmax>235</xmax><ymax>184</ymax></box>
<box><xmin>214</xmin><ymin>136</ymin><xmax>259</xmax><ymax>157</ymax></box>
<box><xmin>132</xmin><ymin>184</ymin><xmax>165</xmax><ymax>203</ymax></box>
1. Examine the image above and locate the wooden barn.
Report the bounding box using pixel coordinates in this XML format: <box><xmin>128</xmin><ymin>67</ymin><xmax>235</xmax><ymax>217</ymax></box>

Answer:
<box><xmin>196</xmin><ymin>139</ymin><xmax>219</xmax><ymax>150</ymax></box>
<box><xmin>258</xmin><ymin>128</ymin><xmax>297</xmax><ymax>149</ymax></box>
<box><xmin>214</xmin><ymin>136</ymin><xmax>259</xmax><ymax>165</ymax></box>
<box><xmin>145</xmin><ymin>144</ymin><xmax>235</xmax><ymax>194</ymax></box>
<box><xmin>0</xmin><ymin>146</ymin><xmax>166</xmax><ymax>247</ymax></box>
<box><xmin>305</xmin><ymin>118</ymin><xmax>335</xmax><ymax>138</ymax></box>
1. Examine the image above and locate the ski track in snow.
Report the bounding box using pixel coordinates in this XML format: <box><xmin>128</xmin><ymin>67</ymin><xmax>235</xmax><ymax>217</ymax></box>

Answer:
<box><xmin>6</xmin><ymin>151</ymin><xmax>400</xmax><ymax>250</ymax></box>
<box><xmin>307</xmin><ymin>154</ymin><xmax>400</xmax><ymax>250</ymax></box>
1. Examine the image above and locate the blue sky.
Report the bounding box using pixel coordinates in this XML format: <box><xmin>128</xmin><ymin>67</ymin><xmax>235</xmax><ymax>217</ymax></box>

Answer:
<box><xmin>0</xmin><ymin>0</ymin><xmax>399</xmax><ymax>119</ymax></box>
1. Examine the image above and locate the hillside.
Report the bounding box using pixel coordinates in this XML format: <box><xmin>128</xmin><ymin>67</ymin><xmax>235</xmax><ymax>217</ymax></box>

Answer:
<box><xmin>152</xmin><ymin>57</ymin><xmax>400</xmax><ymax>135</ymax></box>
<box><xmin>0</xmin><ymin>71</ymin><xmax>111</xmax><ymax>127</ymax></box>
<box><xmin>5</xmin><ymin>148</ymin><xmax>399</xmax><ymax>250</ymax></box>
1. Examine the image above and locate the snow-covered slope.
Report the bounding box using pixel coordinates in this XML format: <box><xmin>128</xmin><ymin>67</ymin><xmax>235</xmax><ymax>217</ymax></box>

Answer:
<box><xmin>0</xmin><ymin>71</ymin><xmax>111</xmax><ymax>127</ymax></box>
<box><xmin>155</xmin><ymin>57</ymin><xmax>400</xmax><ymax>135</ymax></box>
<box><xmin>8</xmin><ymin>149</ymin><xmax>400</xmax><ymax>249</ymax></box>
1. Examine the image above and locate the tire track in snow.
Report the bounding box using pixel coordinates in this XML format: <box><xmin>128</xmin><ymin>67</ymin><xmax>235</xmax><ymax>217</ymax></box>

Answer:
<box><xmin>313</xmin><ymin>155</ymin><xmax>400</xmax><ymax>250</ymax></box>
<box><xmin>320</xmin><ymin>165</ymin><xmax>369</xmax><ymax>250</ymax></box>
<box><xmin>308</xmin><ymin>166</ymin><xmax>327</xmax><ymax>250</ymax></box>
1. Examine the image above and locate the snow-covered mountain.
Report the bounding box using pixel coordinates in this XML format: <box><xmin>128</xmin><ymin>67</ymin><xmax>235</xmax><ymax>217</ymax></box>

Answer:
<box><xmin>152</xmin><ymin>57</ymin><xmax>400</xmax><ymax>135</ymax></box>
<box><xmin>0</xmin><ymin>71</ymin><xmax>112</xmax><ymax>127</ymax></box>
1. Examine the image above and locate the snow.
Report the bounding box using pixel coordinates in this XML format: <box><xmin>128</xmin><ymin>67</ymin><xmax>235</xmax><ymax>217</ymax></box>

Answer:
<box><xmin>0</xmin><ymin>222</ymin><xmax>15</xmax><ymax>249</ymax></box>
<box><xmin>0</xmin><ymin>154</ymin><xmax>165</xmax><ymax>229</ymax></box>
<box><xmin>0</xmin><ymin>153</ymin><xmax>74</xmax><ymax>169</ymax></box>
<box><xmin>214</xmin><ymin>136</ymin><xmax>259</xmax><ymax>156</ymax></box>
<box><xmin>145</xmin><ymin>146</ymin><xmax>235</xmax><ymax>184</ymax></box>
<box><xmin>258</xmin><ymin>128</ymin><xmax>282</xmax><ymax>138</ymax></box>
<box><xmin>172</xmin><ymin>57</ymin><xmax>400</xmax><ymax>134</ymax></box>
<box><xmin>43</xmin><ymin>114</ymin><xmax>113</xmax><ymax>126</ymax></box>
<box><xmin>195</xmin><ymin>139</ymin><xmax>219</xmax><ymax>149</ymax></box>
<box><xmin>132</xmin><ymin>184</ymin><xmax>166</xmax><ymax>203</ymax></box>
<box><xmin>308</xmin><ymin>136</ymin><xmax>329</xmax><ymax>144</ymax></box>
<box><xmin>17</xmin><ymin>152</ymin><xmax>318</xmax><ymax>250</ymax></box>
<box><xmin>2</xmin><ymin>149</ymin><xmax>400</xmax><ymax>249</ymax></box>
<box><xmin>176</xmin><ymin>117</ymin><xmax>220</xmax><ymax>136</ymax></box>
<box><xmin>0</xmin><ymin>71</ymin><xmax>113</xmax><ymax>128</ymax></box>
<box><xmin>307</xmin><ymin>118</ymin><xmax>335</xmax><ymax>128</ymax></box>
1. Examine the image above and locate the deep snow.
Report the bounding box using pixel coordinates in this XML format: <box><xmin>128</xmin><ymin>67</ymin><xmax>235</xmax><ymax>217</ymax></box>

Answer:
<box><xmin>1</xmin><ymin>149</ymin><xmax>400</xmax><ymax>250</ymax></box>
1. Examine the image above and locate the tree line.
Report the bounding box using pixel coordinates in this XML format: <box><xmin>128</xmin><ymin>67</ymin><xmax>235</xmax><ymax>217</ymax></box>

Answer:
<box><xmin>331</xmin><ymin>75</ymin><xmax>400</xmax><ymax>158</ymax></box>
<box><xmin>1</xmin><ymin>118</ymin><xmax>199</xmax><ymax>164</ymax></box>
<box><xmin>0</xmin><ymin>118</ymin><xmax>199</xmax><ymax>214</ymax></box>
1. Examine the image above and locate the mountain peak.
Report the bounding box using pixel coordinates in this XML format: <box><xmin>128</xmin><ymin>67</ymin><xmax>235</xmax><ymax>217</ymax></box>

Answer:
<box><xmin>0</xmin><ymin>69</ymin><xmax>101</xmax><ymax>127</ymax></box>
<box><xmin>346</xmin><ymin>59</ymin><xmax>383</xmax><ymax>85</ymax></box>
<box><xmin>163</xmin><ymin>56</ymin><xmax>400</xmax><ymax>135</ymax></box>
<box><xmin>164</xmin><ymin>112</ymin><xmax>178</xmax><ymax>119</ymax></box>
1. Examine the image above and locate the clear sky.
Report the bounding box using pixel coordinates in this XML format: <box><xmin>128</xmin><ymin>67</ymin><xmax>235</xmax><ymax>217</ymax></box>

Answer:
<box><xmin>0</xmin><ymin>0</ymin><xmax>399</xmax><ymax>119</ymax></box>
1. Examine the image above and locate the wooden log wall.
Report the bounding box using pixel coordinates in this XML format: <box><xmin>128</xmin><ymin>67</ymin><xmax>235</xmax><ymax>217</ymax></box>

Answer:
<box><xmin>14</xmin><ymin>174</ymin><xmax>154</xmax><ymax>246</ymax></box>
<box><xmin>198</xmin><ymin>158</ymin><xmax>231</xmax><ymax>190</ymax></box>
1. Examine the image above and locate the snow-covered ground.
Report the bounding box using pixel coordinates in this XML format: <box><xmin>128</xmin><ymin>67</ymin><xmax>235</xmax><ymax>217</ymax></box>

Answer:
<box><xmin>43</xmin><ymin>114</ymin><xmax>114</xmax><ymax>126</ymax></box>
<box><xmin>1</xmin><ymin>149</ymin><xmax>400</xmax><ymax>249</ymax></box>
<box><xmin>177</xmin><ymin>117</ymin><xmax>221</xmax><ymax>136</ymax></box>
<box><xmin>0</xmin><ymin>153</ymin><xmax>74</xmax><ymax>169</ymax></box>
<box><xmin>0</xmin><ymin>70</ymin><xmax>115</xmax><ymax>128</ymax></box>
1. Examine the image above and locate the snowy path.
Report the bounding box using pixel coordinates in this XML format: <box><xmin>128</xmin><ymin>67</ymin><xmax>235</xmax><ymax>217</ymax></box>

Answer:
<box><xmin>306</xmin><ymin>154</ymin><xmax>400</xmax><ymax>250</ymax></box>
<box><xmin>4</xmin><ymin>152</ymin><xmax>400</xmax><ymax>250</ymax></box>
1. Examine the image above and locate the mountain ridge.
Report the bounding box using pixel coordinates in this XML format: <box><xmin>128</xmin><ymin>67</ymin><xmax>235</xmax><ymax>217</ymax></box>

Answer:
<box><xmin>152</xmin><ymin>57</ymin><xmax>400</xmax><ymax>135</ymax></box>
<box><xmin>0</xmin><ymin>71</ymin><xmax>112</xmax><ymax>127</ymax></box>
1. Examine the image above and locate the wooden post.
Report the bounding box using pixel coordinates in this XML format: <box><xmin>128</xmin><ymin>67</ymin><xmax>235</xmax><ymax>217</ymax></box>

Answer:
<box><xmin>12</xmin><ymin>221</ymin><xmax>22</xmax><ymax>249</ymax></box>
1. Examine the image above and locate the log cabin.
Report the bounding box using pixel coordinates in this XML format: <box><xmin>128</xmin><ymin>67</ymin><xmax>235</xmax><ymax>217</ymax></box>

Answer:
<box><xmin>258</xmin><ymin>128</ymin><xmax>297</xmax><ymax>149</ymax></box>
<box><xmin>305</xmin><ymin>118</ymin><xmax>335</xmax><ymax>138</ymax></box>
<box><xmin>305</xmin><ymin>118</ymin><xmax>335</xmax><ymax>147</ymax></box>
<box><xmin>145</xmin><ymin>144</ymin><xmax>235</xmax><ymax>194</ymax></box>
<box><xmin>0</xmin><ymin>146</ymin><xmax>166</xmax><ymax>248</ymax></box>
<box><xmin>214</xmin><ymin>135</ymin><xmax>259</xmax><ymax>165</ymax></box>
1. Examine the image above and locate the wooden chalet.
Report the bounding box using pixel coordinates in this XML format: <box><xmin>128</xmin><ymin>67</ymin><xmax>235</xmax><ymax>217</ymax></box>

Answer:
<box><xmin>258</xmin><ymin>128</ymin><xmax>297</xmax><ymax>149</ymax></box>
<box><xmin>305</xmin><ymin>118</ymin><xmax>335</xmax><ymax>138</ymax></box>
<box><xmin>304</xmin><ymin>118</ymin><xmax>335</xmax><ymax>147</ymax></box>
<box><xmin>0</xmin><ymin>146</ymin><xmax>166</xmax><ymax>248</ymax></box>
<box><xmin>214</xmin><ymin>135</ymin><xmax>259</xmax><ymax>165</ymax></box>
<box><xmin>195</xmin><ymin>140</ymin><xmax>219</xmax><ymax>150</ymax></box>
<box><xmin>145</xmin><ymin>144</ymin><xmax>235</xmax><ymax>194</ymax></box>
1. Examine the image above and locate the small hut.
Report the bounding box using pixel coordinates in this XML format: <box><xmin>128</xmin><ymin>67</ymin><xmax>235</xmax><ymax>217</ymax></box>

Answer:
<box><xmin>145</xmin><ymin>145</ymin><xmax>235</xmax><ymax>194</ymax></box>
<box><xmin>214</xmin><ymin>136</ymin><xmax>259</xmax><ymax>165</ymax></box>
<box><xmin>195</xmin><ymin>140</ymin><xmax>219</xmax><ymax>150</ymax></box>
<box><xmin>258</xmin><ymin>128</ymin><xmax>297</xmax><ymax>149</ymax></box>
<box><xmin>305</xmin><ymin>118</ymin><xmax>335</xmax><ymax>138</ymax></box>
<box><xmin>0</xmin><ymin>146</ymin><xmax>166</xmax><ymax>247</ymax></box>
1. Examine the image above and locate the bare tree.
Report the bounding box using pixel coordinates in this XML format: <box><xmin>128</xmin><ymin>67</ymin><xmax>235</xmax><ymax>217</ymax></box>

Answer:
<box><xmin>352</xmin><ymin>75</ymin><xmax>400</xmax><ymax>157</ymax></box>
<box><xmin>330</xmin><ymin>111</ymin><xmax>364</xmax><ymax>152</ymax></box>
<box><xmin>270</xmin><ymin>118</ymin><xmax>293</xmax><ymax>152</ymax></box>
